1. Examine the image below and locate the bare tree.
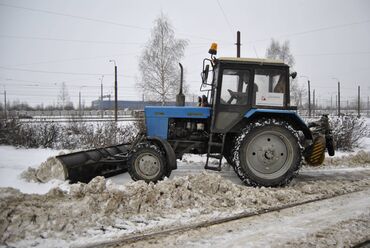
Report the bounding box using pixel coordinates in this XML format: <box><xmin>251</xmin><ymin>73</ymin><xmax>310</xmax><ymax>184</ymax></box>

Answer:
<box><xmin>266</xmin><ymin>39</ymin><xmax>295</xmax><ymax>67</ymax></box>
<box><xmin>290</xmin><ymin>79</ymin><xmax>307</xmax><ymax>107</ymax></box>
<box><xmin>137</xmin><ymin>14</ymin><xmax>188</xmax><ymax>105</ymax></box>
<box><xmin>266</xmin><ymin>39</ymin><xmax>303</xmax><ymax>106</ymax></box>
<box><xmin>57</xmin><ymin>82</ymin><xmax>71</xmax><ymax>110</ymax></box>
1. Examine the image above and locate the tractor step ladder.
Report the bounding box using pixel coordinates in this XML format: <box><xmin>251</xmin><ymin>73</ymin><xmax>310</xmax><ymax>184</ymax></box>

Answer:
<box><xmin>205</xmin><ymin>133</ymin><xmax>226</xmax><ymax>171</ymax></box>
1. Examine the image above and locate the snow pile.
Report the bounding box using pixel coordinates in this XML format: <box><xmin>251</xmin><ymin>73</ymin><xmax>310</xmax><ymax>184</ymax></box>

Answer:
<box><xmin>1</xmin><ymin>173</ymin><xmax>370</xmax><ymax>247</ymax></box>
<box><xmin>323</xmin><ymin>150</ymin><xmax>370</xmax><ymax>167</ymax></box>
<box><xmin>20</xmin><ymin>155</ymin><xmax>66</xmax><ymax>183</ymax></box>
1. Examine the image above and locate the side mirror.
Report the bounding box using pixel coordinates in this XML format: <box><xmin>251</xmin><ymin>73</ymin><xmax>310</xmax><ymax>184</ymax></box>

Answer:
<box><xmin>290</xmin><ymin>71</ymin><xmax>297</xmax><ymax>79</ymax></box>
<box><xmin>202</xmin><ymin>64</ymin><xmax>209</xmax><ymax>83</ymax></box>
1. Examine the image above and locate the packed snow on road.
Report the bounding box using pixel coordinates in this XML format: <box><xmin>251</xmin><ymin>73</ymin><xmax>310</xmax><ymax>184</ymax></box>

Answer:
<box><xmin>0</xmin><ymin>134</ymin><xmax>370</xmax><ymax>247</ymax></box>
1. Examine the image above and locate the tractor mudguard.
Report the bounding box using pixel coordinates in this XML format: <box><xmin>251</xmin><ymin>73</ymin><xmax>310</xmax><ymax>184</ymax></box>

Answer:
<box><xmin>147</xmin><ymin>136</ymin><xmax>177</xmax><ymax>170</ymax></box>
<box><xmin>245</xmin><ymin>109</ymin><xmax>312</xmax><ymax>139</ymax></box>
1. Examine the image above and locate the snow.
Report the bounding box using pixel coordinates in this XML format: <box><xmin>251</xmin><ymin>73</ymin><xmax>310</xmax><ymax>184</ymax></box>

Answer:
<box><xmin>0</xmin><ymin>145</ymin><xmax>67</xmax><ymax>194</ymax></box>
<box><xmin>1</xmin><ymin>170</ymin><xmax>370</xmax><ymax>248</ymax></box>
<box><xmin>1</xmin><ymin>116</ymin><xmax>369</xmax><ymax>195</ymax></box>
<box><xmin>124</xmin><ymin>188</ymin><xmax>370</xmax><ymax>248</ymax></box>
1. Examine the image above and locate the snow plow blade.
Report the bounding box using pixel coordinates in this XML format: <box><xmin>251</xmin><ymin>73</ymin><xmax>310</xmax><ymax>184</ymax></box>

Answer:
<box><xmin>56</xmin><ymin>144</ymin><xmax>130</xmax><ymax>183</ymax></box>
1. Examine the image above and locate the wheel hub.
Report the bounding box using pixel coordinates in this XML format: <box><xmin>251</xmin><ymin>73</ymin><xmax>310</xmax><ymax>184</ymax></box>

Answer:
<box><xmin>136</xmin><ymin>153</ymin><xmax>161</xmax><ymax>178</ymax></box>
<box><xmin>245</xmin><ymin>131</ymin><xmax>292</xmax><ymax>178</ymax></box>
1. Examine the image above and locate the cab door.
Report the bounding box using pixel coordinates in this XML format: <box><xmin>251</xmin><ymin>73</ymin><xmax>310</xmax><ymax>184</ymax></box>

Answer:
<box><xmin>212</xmin><ymin>65</ymin><xmax>253</xmax><ymax>133</ymax></box>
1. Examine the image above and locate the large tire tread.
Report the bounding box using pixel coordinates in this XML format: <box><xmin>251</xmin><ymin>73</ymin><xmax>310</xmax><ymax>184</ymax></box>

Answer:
<box><xmin>232</xmin><ymin>118</ymin><xmax>304</xmax><ymax>187</ymax></box>
<box><xmin>128</xmin><ymin>142</ymin><xmax>169</xmax><ymax>183</ymax></box>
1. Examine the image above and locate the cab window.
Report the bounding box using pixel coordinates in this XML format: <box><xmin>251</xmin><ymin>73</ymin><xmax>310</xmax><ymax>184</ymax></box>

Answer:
<box><xmin>254</xmin><ymin>69</ymin><xmax>286</xmax><ymax>107</ymax></box>
<box><xmin>220</xmin><ymin>69</ymin><xmax>250</xmax><ymax>105</ymax></box>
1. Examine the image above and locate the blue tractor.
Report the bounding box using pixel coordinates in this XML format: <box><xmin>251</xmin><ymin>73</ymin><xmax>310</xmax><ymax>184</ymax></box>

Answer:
<box><xmin>57</xmin><ymin>44</ymin><xmax>334</xmax><ymax>187</ymax></box>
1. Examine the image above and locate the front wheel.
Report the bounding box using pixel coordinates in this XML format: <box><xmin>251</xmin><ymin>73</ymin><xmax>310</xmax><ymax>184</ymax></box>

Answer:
<box><xmin>232</xmin><ymin>119</ymin><xmax>303</xmax><ymax>187</ymax></box>
<box><xmin>128</xmin><ymin>144</ymin><xmax>167</xmax><ymax>183</ymax></box>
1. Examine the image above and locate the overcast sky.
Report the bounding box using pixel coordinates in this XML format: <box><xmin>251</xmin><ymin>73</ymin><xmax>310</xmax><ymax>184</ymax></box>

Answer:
<box><xmin>0</xmin><ymin>0</ymin><xmax>369</xmax><ymax>107</ymax></box>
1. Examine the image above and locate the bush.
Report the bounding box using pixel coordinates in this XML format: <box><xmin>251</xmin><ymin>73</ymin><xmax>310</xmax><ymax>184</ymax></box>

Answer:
<box><xmin>329</xmin><ymin>115</ymin><xmax>369</xmax><ymax>151</ymax></box>
<box><xmin>59</xmin><ymin>121</ymin><xmax>136</xmax><ymax>149</ymax></box>
<box><xmin>0</xmin><ymin>118</ymin><xmax>137</xmax><ymax>149</ymax></box>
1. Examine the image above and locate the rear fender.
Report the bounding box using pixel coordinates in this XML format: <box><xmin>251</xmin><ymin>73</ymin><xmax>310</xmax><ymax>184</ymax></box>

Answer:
<box><xmin>147</xmin><ymin>136</ymin><xmax>177</xmax><ymax>170</ymax></box>
<box><xmin>244</xmin><ymin>109</ymin><xmax>312</xmax><ymax>140</ymax></box>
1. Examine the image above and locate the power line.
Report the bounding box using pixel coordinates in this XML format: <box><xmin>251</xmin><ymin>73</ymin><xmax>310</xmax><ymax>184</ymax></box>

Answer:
<box><xmin>0</xmin><ymin>3</ymin><xmax>149</xmax><ymax>31</ymax></box>
<box><xmin>0</xmin><ymin>66</ymin><xmax>135</xmax><ymax>77</ymax></box>
<box><xmin>279</xmin><ymin>19</ymin><xmax>370</xmax><ymax>38</ymax></box>
<box><xmin>295</xmin><ymin>51</ymin><xmax>370</xmax><ymax>57</ymax></box>
<box><xmin>216</xmin><ymin>0</ymin><xmax>234</xmax><ymax>35</ymax></box>
<box><xmin>0</xmin><ymin>34</ymin><xmax>212</xmax><ymax>47</ymax></box>
<box><xmin>245</xmin><ymin>19</ymin><xmax>370</xmax><ymax>44</ymax></box>
<box><xmin>0</xmin><ymin>2</ymin><xmax>220</xmax><ymax>42</ymax></box>
<box><xmin>0</xmin><ymin>34</ymin><xmax>145</xmax><ymax>45</ymax></box>
<box><xmin>6</xmin><ymin>53</ymin><xmax>135</xmax><ymax>67</ymax></box>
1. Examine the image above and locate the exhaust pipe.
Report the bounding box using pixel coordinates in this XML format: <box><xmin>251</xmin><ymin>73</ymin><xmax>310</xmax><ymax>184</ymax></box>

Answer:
<box><xmin>176</xmin><ymin>63</ymin><xmax>185</xmax><ymax>106</ymax></box>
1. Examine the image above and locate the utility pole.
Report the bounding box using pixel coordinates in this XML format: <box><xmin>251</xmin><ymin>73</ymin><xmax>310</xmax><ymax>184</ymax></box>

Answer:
<box><xmin>109</xmin><ymin>60</ymin><xmax>118</xmax><ymax>122</ymax></box>
<box><xmin>367</xmin><ymin>96</ymin><xmax>369</xmax><ymax>117</ymax></box>
<box><xmin>308</xmin><ymin>80</ymin><xmax>311</xmax><ymax>117</ymax></box>
<box><xmin>357</xmin><ymin>86</ymin><xmax>360</xmax><ymax>117</ymax></box>
<box><xmin>313</xmin><ymin>89</ymin><xmax>315</xmax><ymax>117</ymax></box>
<box><xmin>338</xmin><ymin>81</ymin><xmax>341</xmax><ymax>116</ymax></box>
<box><xmin>79</xmin><ymin>91</ymin><xmax>81</xmax><ymax>116</ymax></box>
<box><xmin>100</xmin><ymin>75</ymin><xmax>104</xmax><ymax>118</ymax></box>
<box><xmin>3</xmin><ymin>90</ymin><xmax>7</xmax><ymax>119</ymax></box>
<box><xmin>330</xmin><ymin>95</ymin><xmax>333</xmax><ymax>112</ymax></box>
<box><xmin>236</xmin><ymin>31</ymin><xmax>241</xmax><ymax>58</ymax></box>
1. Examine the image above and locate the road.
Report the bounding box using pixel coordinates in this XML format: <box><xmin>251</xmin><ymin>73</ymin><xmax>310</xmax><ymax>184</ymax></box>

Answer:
<box><xmin>106</xmin><ymin>188</ymin><xmax>370</xmax><ymax>248</ymax></box>
<box><xmin>97</xmin><ymin>166</ymin><xmax>370</xmax><ymax>248</ymax></box>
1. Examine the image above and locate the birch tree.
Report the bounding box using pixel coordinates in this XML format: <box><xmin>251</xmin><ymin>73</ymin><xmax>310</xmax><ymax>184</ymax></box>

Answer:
<box><xmin>266</xmin><ymin>39</ymin><xmax>303</xmax><ymax>106</ymax></box>
<box><xmin>266</xmin><ymin>39</ymin><xmax>295</xmax><ymax>67</ymax></box>
<box><xmin>138</xmin><ymin>14</ymin><xmax>188</xmax><ymax>105</ymax></box>
<box><xmin>57</xmin><ymin>82</ymin><xmax>72</xmax><ymax>110</ymax></box>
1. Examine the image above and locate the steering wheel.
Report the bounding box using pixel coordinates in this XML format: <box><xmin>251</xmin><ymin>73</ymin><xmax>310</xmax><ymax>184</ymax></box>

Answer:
<box><xmin>227</xmin><ymin>89</ymin><xmax>248</xmax><ymax>104</ymax></box>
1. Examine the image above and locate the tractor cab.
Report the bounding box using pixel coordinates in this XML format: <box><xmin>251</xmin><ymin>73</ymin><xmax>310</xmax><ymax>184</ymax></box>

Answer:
<box><xmin>201</xmin><ymin>46</ymin><xmax>296</xmax><ymax>133</ymax></box>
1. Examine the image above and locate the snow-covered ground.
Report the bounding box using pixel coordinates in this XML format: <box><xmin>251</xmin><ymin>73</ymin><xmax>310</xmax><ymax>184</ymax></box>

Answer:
<box><xmin>0</xmin><ymin>146</ymin><xmax>68</xmax><ymax>194</ymax></box>
<box><xmin>117</xmin><ymin>189</ymin><xmax>370</xmax><ymax>248</ymax></box>
<box><xmin>0</xmin><ymin>119</ymin><xmax>370</xmax><ymax>247</ymax></box>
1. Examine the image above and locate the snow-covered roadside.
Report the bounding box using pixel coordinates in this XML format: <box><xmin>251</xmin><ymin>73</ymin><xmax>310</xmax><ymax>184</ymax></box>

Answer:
<box><xmin>1</xmin><ymin>145</ymin><xmax>370</xmax><ymax>195</ymax></box>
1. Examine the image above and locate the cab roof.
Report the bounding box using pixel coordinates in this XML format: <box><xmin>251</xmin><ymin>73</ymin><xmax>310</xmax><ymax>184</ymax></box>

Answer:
<box><xmin>218</xmin><ymin>57</ymin><xmax>288</xmax><ymax>66</ymax></box>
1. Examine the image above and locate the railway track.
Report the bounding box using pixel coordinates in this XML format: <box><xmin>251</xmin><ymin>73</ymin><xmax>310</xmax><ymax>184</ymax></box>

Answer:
<box><xmin>76</xmin><ymin>185</ymin><xmax>370</xmax><ymax>248</ymax></box>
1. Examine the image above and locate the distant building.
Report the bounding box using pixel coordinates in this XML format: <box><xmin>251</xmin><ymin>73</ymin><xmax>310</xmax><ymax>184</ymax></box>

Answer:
<box><xmin>91</xmin><ymin>100</ymin><xmax>195</xmax><ymax>110</ymax></box>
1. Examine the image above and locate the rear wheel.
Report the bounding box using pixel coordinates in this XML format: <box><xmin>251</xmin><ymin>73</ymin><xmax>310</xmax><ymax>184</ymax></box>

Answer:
<box><xmin>128</xmin><ymin>144</ymin><xmax>167</xmax><ymax>183</ymax></box>
<box><xmin>233</xmin><ymin>119</ymin><xmax>303</xmax><ymax>187</ymax></box>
